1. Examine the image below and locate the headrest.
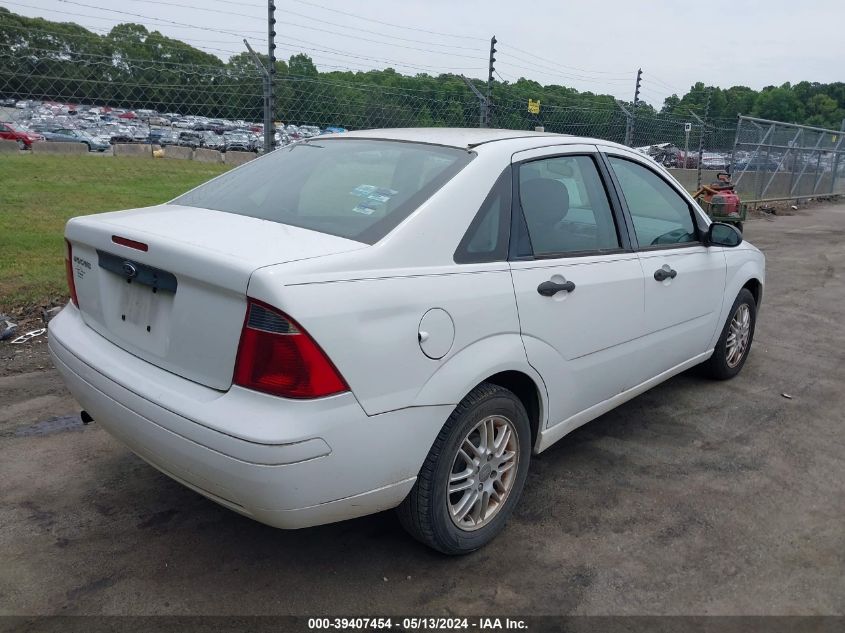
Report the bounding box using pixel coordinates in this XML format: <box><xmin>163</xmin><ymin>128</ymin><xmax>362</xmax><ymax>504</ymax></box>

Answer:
<box><xmin>520</xmin><ymin>178</ymin><xmax>570</xmax><ymax>226</ymax></box>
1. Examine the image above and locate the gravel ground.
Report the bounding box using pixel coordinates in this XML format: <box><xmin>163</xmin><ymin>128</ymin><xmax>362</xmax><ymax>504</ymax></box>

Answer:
<box><xmin>1</xmin><ymin>202</ymin><xmax>843</xmax><ymax>616</ymax></box>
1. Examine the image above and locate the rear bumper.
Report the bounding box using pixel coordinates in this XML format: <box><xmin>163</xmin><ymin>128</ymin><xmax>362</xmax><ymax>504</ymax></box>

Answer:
<box><xmin>48</xmin><ymin>305</ymin><xmax>452</xmax><ymax>528</ymax></box>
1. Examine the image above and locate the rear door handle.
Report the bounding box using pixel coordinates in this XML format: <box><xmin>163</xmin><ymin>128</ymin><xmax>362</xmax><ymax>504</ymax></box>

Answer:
<box><xmin>653</xmin><ymin>267</ymin><xmax>677</xmax><ymax>281</ymax></box>
<box><xmin>537</xmin><ymin>280</ymin><xmax>576</xmax><ymax>296</ymax></box>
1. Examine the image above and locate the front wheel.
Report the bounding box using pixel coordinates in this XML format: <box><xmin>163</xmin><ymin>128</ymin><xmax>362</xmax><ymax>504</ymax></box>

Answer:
<box><xmin>17</xmin><ymin>139</ymin><xmax>26</xmax><ymax>150</ymax></box>
<box><xmin>705</xmin><ymin>288</ymin><xmax>757</xmax><ymax>380</ymax></box>
<box><xmin>397</xmin><ymin>382</ymin><xmax>531</xmax><ymax>555</ymax></box>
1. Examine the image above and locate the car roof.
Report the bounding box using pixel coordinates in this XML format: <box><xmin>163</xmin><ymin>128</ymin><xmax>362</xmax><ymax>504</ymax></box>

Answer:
<box><xmin>321</xmin><ymin>127</ymin><xmax>630</xmax><ymax>152</ymax></box>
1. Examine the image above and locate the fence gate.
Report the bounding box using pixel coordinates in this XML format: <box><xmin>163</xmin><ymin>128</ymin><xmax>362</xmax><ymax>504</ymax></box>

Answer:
<box><xmin>732</xmin><ymin>115</ymin><xmax>845</xmax><ymax>203</ymax></box>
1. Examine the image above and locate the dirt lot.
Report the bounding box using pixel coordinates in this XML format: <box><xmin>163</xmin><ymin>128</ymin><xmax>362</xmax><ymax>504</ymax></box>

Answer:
<box><xmin>1</xmin><ymin>204</ymin><xmax>844</xmax><ymax>617</ymax></box>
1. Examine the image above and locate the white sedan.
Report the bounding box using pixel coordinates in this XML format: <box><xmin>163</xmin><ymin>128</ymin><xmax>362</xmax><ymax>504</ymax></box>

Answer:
<box><xmin>49</xmin><ymin>128</ymin><xmax>764</xmax><ymax>554</ymax></box>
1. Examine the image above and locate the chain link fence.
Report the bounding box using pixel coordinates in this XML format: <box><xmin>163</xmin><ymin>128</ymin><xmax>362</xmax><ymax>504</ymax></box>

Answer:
<box><xmin>2</xmin><ymin>24</ymin><xmax>841</xmax><ymax>205</ymax></box>
<box><xmin>731</xmin><ymin>115</ymin><xmax>845</xmax><ymax>203</ymax></box>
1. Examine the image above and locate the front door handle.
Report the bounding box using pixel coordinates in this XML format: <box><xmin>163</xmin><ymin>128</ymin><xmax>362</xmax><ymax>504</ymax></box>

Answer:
<box><xmin>653</xmin><ymin>267</ymin><xmax>678</xmax><ymax>282</ymax></box>
<box><xmin>537</xmin><ymin>280</ymin><xmax>576</xmax><ymax>296</ymax></box>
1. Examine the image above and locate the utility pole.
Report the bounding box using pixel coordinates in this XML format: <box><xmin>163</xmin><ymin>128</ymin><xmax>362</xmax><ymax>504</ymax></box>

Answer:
<box><xmin>266</xmin><ymin>0</ymin><xmax>277</xmax><ymax>152</ymax></box>
<box><xmin>486</xmin><ymin>36</ymin><xmax>496</xmax><ymax>128</ymax></box>
<box><xmin>627</xmin><ymin>68</ymin><xmax>642</xmax><ymax>146</ymax></box>
<box><xmin>695</xmin><ymin>90</ymin><xmax>712</xmax><ymax>189</ymax></box>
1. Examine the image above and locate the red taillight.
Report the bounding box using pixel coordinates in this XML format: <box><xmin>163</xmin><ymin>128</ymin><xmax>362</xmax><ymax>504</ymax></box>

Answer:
<box><xmin>64</xmin><ymin>239</ymin><xmax>79</xmax><ymax>306</ymax></box>
<box><xmin>233</xmin><ymin>299</ymin><xmax>348</xmax><ymax>399</ymax></box>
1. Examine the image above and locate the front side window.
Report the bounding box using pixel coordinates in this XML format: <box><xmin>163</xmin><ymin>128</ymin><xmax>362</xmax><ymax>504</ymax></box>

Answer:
<box><xmin>517</xmin><ymin>155</ymin><xmax>620</xmax><ymax>257</ymax></box>
<box><xmin>607</xmin><ymin>156</ymin><xmax>698</xmax><ymax>247</ymax></box>
<box><xmin>175</xmin><ymin>139</ymin><xmax>473</xmax><ymax>244</ymax></box>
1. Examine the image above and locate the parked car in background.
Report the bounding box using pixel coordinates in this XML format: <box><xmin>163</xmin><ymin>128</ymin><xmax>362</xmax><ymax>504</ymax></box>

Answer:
<box><xmin>223</xmin><ymin>131</ymin><xmax>252</xmax><ymax>152</ymax></box>
<box><xmin>734</xmin><ymin>156</ymin><xmax>780</xmax><ymax>172</ymax></box>
<box><xmin>51</xmin><ymin>128</ymin><xmax>764</xmax><ymax>554</ymax></box>
<box><xmin>149</xmin><ymin>129</ymin><xmax>177</xmax><ymax>147</ymax></box>
<box><xmin>177</xmin><ymin>131</ymin><xmax>203</xmax><ymax>149</ymax></box>
<box><xmin>40</xmin><ymin>127</ymin><xmax>110</xmax><ymax>152</ymax></box>
<box><xmin>701</xmin><ymin>153</ymin><xmax>730</xmax><ymax>171</ymax></box>
<box><xmin>200</xmin><ymin>131</ymin><xmax>225</xmax><ymax>151</ymax></box>
<box><xmin>0</xmin><ymin>121</ymin><xmax>43</xmax><ymax>149</ymax></box>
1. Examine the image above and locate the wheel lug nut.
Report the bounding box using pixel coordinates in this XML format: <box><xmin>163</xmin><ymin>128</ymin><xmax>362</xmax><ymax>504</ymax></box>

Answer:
<box><xmin>477</xmin><ymin>483</ymin><xmax>483</xmax><ymax>491</ymax></box>
<box><xmin>487</xmin><ymin>454</ymin><xmax>492</xmax><ymax>461</ymax></box>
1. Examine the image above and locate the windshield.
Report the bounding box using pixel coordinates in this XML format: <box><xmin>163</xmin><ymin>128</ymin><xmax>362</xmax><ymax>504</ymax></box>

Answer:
<box><xmin>174</xmin><ymin>138</ymin><xmax>473</xmax><ymax>243</ymax></box>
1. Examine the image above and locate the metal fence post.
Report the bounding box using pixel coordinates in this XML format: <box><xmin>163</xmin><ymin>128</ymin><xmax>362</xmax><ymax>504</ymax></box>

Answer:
<box><xmin>831</xmin><ymin>119</ymin><xmax>845</xmax><ymax>195</ymax></box>
<box><xmin>616</xmin><ymin>101</ymin><xmax>633</xmax><ymax>146</ymax></box>
<box><xmin>461</xmin><ymin>75</ymin><xmax>488</xmax><ymax>128</ymax></box>
<box><xmin>695</xmin><ymin>90</ymin><xmax>711</xmax><ymax>189</ymax></box>
<box><xmin>729</xmin><ymin>115</ymin><xmax>742</xmax><ymax>176</ymax></box>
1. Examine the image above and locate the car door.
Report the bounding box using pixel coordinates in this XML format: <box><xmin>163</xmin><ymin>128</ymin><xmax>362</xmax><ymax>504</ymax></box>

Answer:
<box><xmin>601</xmin><ymin>149</ymin><xmax>727</xmax><ymax>381</ymax></box>
<box><xmin>508</xmin><ymin>145</ymin><xmax>646</xmax><ymax>428</ymax></box>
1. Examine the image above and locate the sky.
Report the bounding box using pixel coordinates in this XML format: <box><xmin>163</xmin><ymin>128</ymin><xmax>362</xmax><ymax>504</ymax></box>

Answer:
<box><xmin>4</xmin><ymin>0</ymin><xmax>844</xmax><ymax>107</ymax></box>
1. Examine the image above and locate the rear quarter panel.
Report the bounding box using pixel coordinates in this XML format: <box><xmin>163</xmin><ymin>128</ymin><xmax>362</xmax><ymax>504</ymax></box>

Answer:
<box><xmin>247</xmin><ymin>263</ymin><xmax>537</xmax><ymax>416</ymax></box>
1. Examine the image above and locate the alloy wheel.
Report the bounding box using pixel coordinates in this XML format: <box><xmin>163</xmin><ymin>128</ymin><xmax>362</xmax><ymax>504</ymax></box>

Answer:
<box><xmin>447</xmin><ymin>414</ymin><xmax>519</xmax><ymax>531</ymax></box>
<box><xmin>726</xmin><ymin>303</ymin><xmax>751</xmax><ymax>368</ymax></box>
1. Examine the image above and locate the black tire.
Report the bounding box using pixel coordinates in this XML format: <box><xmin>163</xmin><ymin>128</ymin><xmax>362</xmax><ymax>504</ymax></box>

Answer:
<box><xmin>397</xmin><ymin>382</ymin><xmax>531</xmax><ymax>555</ymax></box>
<box><xmin>704</xmin><ymin>288</ymin><xmax>757</xmax><ymax>380</ymax></box>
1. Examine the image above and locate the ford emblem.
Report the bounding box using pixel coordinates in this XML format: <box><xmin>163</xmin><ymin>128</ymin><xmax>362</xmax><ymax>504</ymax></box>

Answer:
<box><xmin>122</xmin><ymin>262</ymin><xmax>138</xmax><ymax>279</ymax></box>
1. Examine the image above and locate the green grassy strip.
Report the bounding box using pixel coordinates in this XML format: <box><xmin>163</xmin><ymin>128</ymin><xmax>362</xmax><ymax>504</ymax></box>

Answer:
<box><xmin>0</xmin><ymin>154</ymin><xmax>230</xmax><ymax>310</ymax></box>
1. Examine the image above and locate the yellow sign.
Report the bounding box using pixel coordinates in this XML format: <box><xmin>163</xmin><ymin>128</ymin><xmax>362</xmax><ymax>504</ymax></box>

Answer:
<box><xmin>528</xmin><ymin>99</ymin><xmax>540</xmax><ymax>115</ymax></box>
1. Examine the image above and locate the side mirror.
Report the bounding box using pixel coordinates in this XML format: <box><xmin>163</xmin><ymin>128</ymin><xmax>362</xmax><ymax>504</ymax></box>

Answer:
<box><xmin>706</xmin><ymin>222</ymin><xmax>742</xmax><ymax>247</ymax></box>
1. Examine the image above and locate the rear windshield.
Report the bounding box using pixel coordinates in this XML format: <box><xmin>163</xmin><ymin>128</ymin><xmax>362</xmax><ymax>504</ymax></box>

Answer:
<box><xmin>174</xmin><ymin>138</ymin><xmax>473</xmax><ymax>244</ymax></box>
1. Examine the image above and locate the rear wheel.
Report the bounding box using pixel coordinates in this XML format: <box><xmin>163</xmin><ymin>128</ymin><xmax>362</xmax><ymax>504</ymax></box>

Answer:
<box><xmin>397</xmin><ymin>382</ymin><xmax>531</xmax><ymax>555</ymax></box>
<box><xmin>705</xmin><ymin>288</ymin><xmax>756</xmax><ymax>380</ymax></box>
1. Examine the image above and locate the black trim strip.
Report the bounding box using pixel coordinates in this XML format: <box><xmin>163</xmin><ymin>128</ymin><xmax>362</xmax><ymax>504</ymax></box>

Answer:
<box><xmin>97</xmin><ymin>250</ymin><xmax>178</xmax><ymax>293</ymax></box>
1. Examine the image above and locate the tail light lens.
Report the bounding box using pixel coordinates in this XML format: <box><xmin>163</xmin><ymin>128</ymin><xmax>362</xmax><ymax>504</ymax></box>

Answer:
<box><xmin>64</xmin><ymin>239</ymin><xmax>79</xmax><ymax>306</ymax></box>
<box><xmin>233</xmin><ymin>299</ymin><xmax>348</xmax><ymax>399</ymax></box>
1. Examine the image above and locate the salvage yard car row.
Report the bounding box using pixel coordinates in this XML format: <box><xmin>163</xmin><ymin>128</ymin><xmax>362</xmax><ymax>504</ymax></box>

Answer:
<box><xmin>635</xmin><ymin>141</ymin><xmax>842</xmax><ymax>174</ymax></box>
<box><xmin>0</xmin><ymin>99</ymin><xmax>346</xmax><ymax>153</ymax></box>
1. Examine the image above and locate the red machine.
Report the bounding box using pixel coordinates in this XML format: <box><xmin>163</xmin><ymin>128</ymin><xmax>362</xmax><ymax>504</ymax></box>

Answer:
<box><xmin>693</xmin><ymin>172</ymin><xmax>746</xmax><ymax>231</ymax></box>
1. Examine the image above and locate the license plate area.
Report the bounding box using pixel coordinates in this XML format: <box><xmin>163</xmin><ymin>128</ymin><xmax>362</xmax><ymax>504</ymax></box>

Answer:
<box><xmin>97</xmin><ymin>250</ymin><xmax>177</xmax><ymax>351</ymax></box>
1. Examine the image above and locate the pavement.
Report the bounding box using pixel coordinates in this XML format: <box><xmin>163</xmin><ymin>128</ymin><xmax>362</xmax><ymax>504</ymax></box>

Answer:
<box><xmin>1</xmin><ymin>203</ymin><xmax>844</xmax><ymax>616</ymax></box>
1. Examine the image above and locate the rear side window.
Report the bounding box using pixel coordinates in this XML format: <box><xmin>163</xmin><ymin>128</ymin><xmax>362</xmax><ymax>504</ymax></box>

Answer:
<box><xmin>517</xmin><ymin>155</ymin><xmax>620</xmax><ymax>257</ymax></box>
<box><xmin>174</xmin><ymin>139</ymin><xmax>473</xmax><ymax>244</ymax></box>
<box><xmin>454</xmin><ymin>167</ymin><xmax>511</xmax><ymax>263</ymax></box>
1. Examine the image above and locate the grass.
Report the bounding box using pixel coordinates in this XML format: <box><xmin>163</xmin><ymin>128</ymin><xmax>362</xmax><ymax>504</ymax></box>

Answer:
<box><xmin>0</xmin><ymin>154</ymin><xmax>230</xmax><ymax>311</ymax></box>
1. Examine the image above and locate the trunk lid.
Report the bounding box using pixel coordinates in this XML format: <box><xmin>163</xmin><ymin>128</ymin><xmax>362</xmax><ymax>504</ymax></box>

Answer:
<box><xmin>65</xmin><ymin>204</ymin><xmax>366</xmax><ymax>390</ymax></box>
